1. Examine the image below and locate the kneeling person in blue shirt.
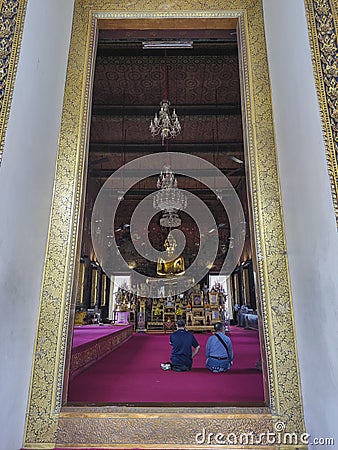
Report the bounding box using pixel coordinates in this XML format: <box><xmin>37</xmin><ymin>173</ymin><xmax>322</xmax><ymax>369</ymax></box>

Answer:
<box><xmin>161</xmin><ymin>319</ymin><xmax>200</xmax><ymax>371</ymax></box>
<box><xmin>206</xmin><ymin>322</ymin><xmax>234</xmax><ymax>373</ymax></box>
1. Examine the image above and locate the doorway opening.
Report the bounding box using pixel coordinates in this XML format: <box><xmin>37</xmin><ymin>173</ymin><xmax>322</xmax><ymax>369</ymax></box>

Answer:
<box><xmin>66</xmin><ymin>19</ymin><xmax>264</xmax><ymax>407</ymax></box>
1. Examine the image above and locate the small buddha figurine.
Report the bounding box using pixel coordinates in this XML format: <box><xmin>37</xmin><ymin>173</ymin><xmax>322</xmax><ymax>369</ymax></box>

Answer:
<box><xmin>154</xmin><ymin>306</ymin><xmax>161</xmax><ymax>317</ymax></box>
<box><xmin>157</xmin><ymin>231</ymin><xmax>185</xmax><ymax>276</ymax></box>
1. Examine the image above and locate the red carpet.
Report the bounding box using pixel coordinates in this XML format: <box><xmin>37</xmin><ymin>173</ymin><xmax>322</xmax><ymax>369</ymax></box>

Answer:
<box><xmin>67</xmin><ymin>327</ymin><xmax>264</xmax><ymax>405</ymax></box>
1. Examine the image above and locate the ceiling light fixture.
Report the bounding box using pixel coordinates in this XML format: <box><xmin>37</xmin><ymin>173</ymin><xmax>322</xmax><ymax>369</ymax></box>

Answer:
<box><xmin>149</xmin><ymin>50</ymin><xmax>181</xmax><ymax>144</ymax></box>
<box><xmin>142</xmin><ymin>40</ymin><xmax>193</xmax><ymax>49</ymax></box>
<box><xmin>149</xmin><ymin>100</ymin><xmax>181</xmax><ymax>145</ymax></box>
<box><xmin>153</xmin><ymin>166</ymin><xmax>187</xmax><ymax>227</ymax></box>
<box><xmin>230</xmin><ymin>156</ymin><xmax>244</xmax><ymax>165</ymax></box>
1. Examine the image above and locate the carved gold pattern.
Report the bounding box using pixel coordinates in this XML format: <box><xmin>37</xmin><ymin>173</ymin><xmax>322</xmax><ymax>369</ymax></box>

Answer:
<box><xmin>304</xmin><ymin>0</ymin><xmax>338</xmax><ymax>227</ymax></box>
<box><xmin>0</xmin><ymin>0</ymin><xmax>27</xmax><ymax>165</ymax></box>
<box><xmin>57</xmin><ymin>407</ymin><xmax>274</xmax><ymax>447</ymax></box>
<box><xmin>238</xmin><ymin>3</ymin><xmax>305</xmax><ymax>435</ymax></box>
<box><xmin>22</xmin><ymin>0</ymin><xmax>325</xmax><ymax>447</ymax></box>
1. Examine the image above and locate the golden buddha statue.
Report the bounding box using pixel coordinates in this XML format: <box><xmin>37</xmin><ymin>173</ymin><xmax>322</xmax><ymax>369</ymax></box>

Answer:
<box><xmin>157</xmin><ymin>232</ymin><xmax>185</xmax><ymax>277</ymax></box>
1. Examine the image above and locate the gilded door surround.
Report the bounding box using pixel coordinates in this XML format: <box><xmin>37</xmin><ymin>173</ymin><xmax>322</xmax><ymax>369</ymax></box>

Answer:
<box><xmin>19</xmin><ymin>0</ymin><xmax>336</xmax><ymax>448</ymax></box>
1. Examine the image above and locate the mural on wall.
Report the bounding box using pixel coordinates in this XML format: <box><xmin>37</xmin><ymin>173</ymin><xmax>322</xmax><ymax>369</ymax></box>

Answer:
<box><xmin>305</xmin><ymin>0</ymin><xmax>338</xmax><ymax>227</ymax></box>
<box><xmin>0</xmin><ymin>0</ymin><xmax>27</xmax><ymax>166</ymax></box>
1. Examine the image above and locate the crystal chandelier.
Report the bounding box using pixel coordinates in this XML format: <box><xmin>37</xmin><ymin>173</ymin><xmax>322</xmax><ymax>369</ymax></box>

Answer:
<box><xmin>149</xmin><ymin>51</ymin><xmax>181</xmax><ymax>144</ymax></box>
<box><xmin>149</xmin><ymin>100</ymin><xmax>181</xmax><ymax>145</ymax></box>
<box><xmin>153</xmin><ymin>166</ymin><xmax>187</xmax><ymax>227</ymax></box>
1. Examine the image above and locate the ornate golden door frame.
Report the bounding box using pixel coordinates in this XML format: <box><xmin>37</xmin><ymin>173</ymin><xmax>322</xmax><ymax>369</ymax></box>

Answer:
<box><xmin>23</xmin><ymin>1</ymin><xmax>310</xmax><ymax>448</ymax></box>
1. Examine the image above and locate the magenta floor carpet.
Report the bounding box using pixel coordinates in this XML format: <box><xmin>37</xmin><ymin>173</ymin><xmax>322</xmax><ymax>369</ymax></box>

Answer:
<box><xmin>68</xmin><ymin>327</ymin><xmax>264</xmax><ymax>405</ymax></box>
<box><xmin>72</xmin><ymin>325</ymin><xmax>130</xmax><ymax>348</ymax></box>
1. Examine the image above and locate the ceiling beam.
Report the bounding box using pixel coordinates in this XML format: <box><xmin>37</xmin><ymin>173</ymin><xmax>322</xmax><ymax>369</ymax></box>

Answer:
<box><xmin>97</xmin><ymin>18</ymin><xmax>238</xmax><ymax>31</ymax></box>
<box><xmin>97</xmin><ymin>44</ymin><xmax>238</xmax><ymax>58</ymax></box>
<box><xmin>89</xmin><ymin>167</ymin><xmax>245</xmax><ymax>178</ymax></box>
<box><xmin>89</xmin><ymin>142</ymin><xmax>244</xmax><ymax>154</ymax></box>
<box><xmin>119</xmin><ymin>191</ymin><xmax>237</xmax><ymax>199</ymax></box>
<box><xmin>92</xmin><ymin>103</ymin><xmax>241</xmax><ymax>117</ymax></box>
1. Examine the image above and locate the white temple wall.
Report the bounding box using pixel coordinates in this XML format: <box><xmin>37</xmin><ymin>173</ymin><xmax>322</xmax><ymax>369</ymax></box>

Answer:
<box><xmin>0</xmin><ymin>1</ymin><xmax>74</xmax><ymax>448</ymax></box>
<box><xmin>263</xmin><ymin>0</ymin><xmax>338</xmax><ymax>445</ymax></box>
<box><xmin>0</xmin><ymin>0</ymin><xmax>337</xmax><ymax>448</ymax></box>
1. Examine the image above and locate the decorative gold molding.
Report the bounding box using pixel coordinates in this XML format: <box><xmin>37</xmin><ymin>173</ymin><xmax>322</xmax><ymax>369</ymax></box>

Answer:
<box><xmin>304</xmin><ymin>0</ymin><xmax>338</xmax><ymax>227</ymax></box>
<box><xmin>57</xmin><ymin>406</ymin><xmax>274</xmax><ymax>448</ymax></box>
<box><xmin>23</xmin><ymin>0</ymin><xmax>309</xmax><ymax>448</ymax></box>
<box><xmin>0</xmin><ymin>0</ymin><xmax>27</xmax><ymax>166</ymax></box>
<box><xmin>238</xmin><ymin>2</ymin><xmax>305</xmax><ymax>434</ymax></box>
